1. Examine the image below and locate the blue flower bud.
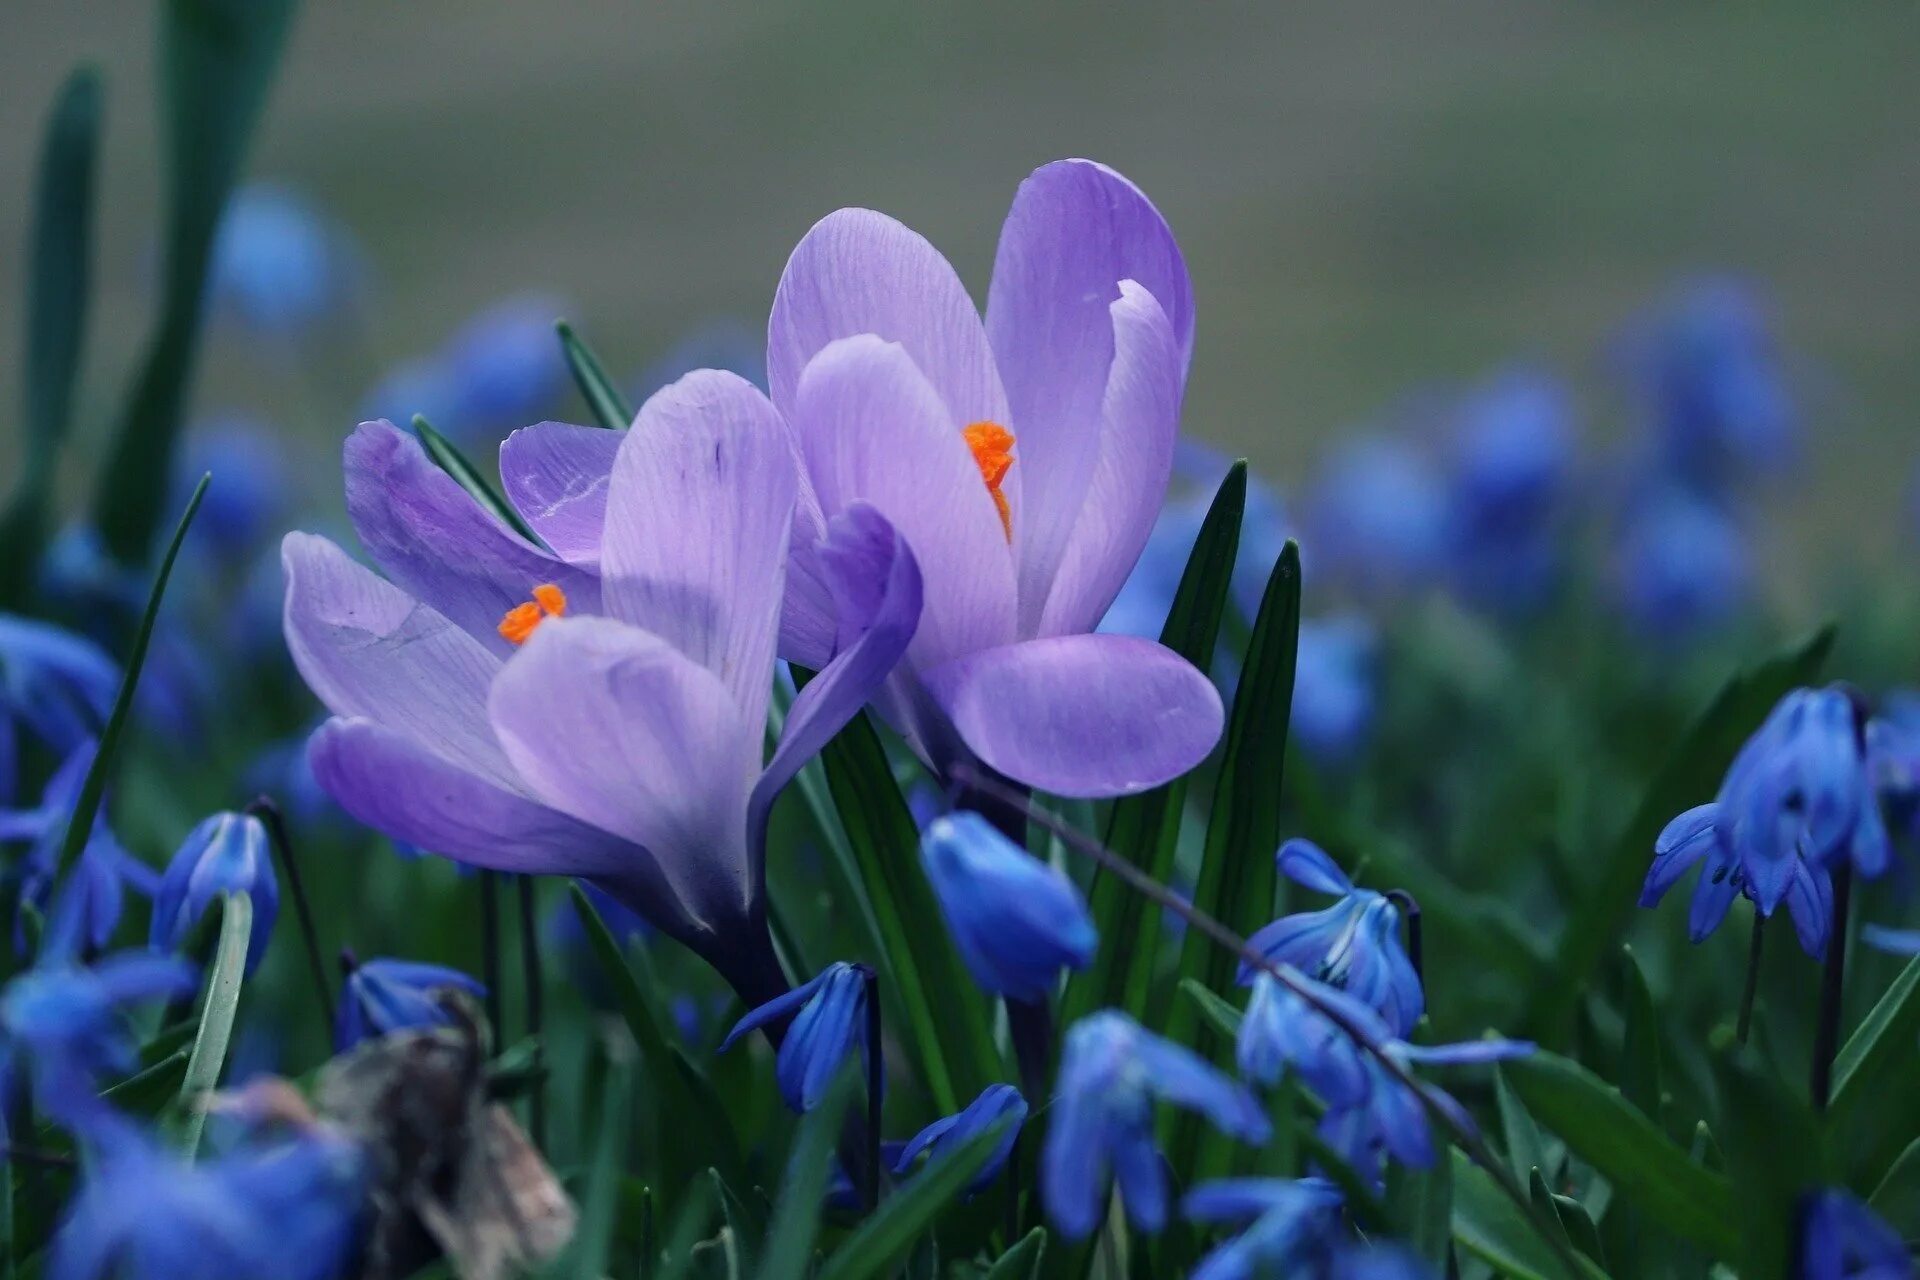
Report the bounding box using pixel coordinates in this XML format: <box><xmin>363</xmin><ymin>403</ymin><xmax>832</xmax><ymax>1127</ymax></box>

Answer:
<box><xmin>721</xmin><ymin>961</ymin><xmax>872</xmax><ymax>1112</ymax></box>
<box><xmin>336</xmin><ymin>957</ymin><xmax>486</xmax><ymax>1052</ymax></box>
<box><xmin>150</xmin><ymin>812</ymin><xmax>278</xmax><ymax>976</ymax></box>
<box><xmin>1797</xmin><ymin>1188</ymin><xmax>1908</xmax><ymax>1280</ymax></box>
<box><xmin>893</xmin><ymin>1083</ymin><xmax>1027</xmax><ymax>1196</ymax></box>
<box><xmin>921</xmin><ymin>812</ymin><xmax>1096</xmax><ymax>1001</ymax></box>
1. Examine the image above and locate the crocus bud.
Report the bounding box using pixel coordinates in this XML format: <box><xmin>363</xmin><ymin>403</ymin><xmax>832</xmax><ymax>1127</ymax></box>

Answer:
<box><xmin>921</xmin><ymin>812</ymin><xmax>1097</xmax><ymax>1002</ymax></box>
<box><xmin>150</xmin><ymin>812</ymin><xmax>278</xmax><ymax>976</ymax></box>
<box><xmin>336</xmin><ymin>957</ymin><xmax>486</xmax><ymax>1052</ymax></box>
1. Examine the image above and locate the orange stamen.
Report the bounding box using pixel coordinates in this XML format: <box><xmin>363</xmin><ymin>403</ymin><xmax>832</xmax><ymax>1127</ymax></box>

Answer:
<box><xmin>499</xmin><ymin>583</ymin><xmax>568</xmax><ymax>645</ymax></box>
<box><xmin>963</xmin><ymin>421</ymin><xmax>1016</xmax><ymax>541</ymax></box>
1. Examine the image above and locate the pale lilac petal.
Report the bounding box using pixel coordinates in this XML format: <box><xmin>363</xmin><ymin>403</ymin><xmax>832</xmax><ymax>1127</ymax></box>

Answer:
<box><xmin>793</xmin><ymin>335</ymin><xmax>1017</xmax><ymax>671</ymax></box>
<box><xmin>488</xmin><ymin>616</ymin><xmax>754</xmax><ymax>927</ymax></box>
<box><xmin>749</xmin><ymin>504</ymin><xmax>922</xmax><ymax>853</ymax></box>
<box><xmin>600</xmin><ymin>371</ymin><xmax>795</xmax><ymax>729</ymax></box>
<box><xmin>342</xmin><ymin>420</ymin><xmax>601</xmax><ymax>656</ymax></box>
<box><xmin>1036</xmin><ymin>281</ymin><xmax>1182</xmax><ymax>636</ymax></box>
<box><xmin>281</xmin><ymin>533</ymin><xmax>517</xmax><ymax>791</ymax></box>
<box><xmin>924</xmin><ymin>633</ymin><xmax>1223</xmax><ymax>797</ymax></box>
<box><xmin>498</xmin><ymin>420</ymin><xmax>623</xmax><ymax>568</ymax></box>
<box><xmin>987</xmin><ymin>161</ymin><xmax>1192</xmax><ymax>626</ymax></box>
<box><xmin>768</xmin><ymin>207</ymin><xmax>1008</xmax><ymax>433</ymax></box>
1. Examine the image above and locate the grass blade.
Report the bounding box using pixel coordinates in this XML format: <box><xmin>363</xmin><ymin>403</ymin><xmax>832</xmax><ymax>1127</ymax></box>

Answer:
<box><xmin>558</xmin><ymin>320</ymin><xmax>635</xmax><ymax>429</ymax></box>
<box><xmin>412</xmin><ymin>414</ymin><xmax>541</xmax><ymax>542</ymax></box>
<box><xmin>178</xmin><ymin>890</ymin><xmax>253</xmax><ymax>1157</ymax></box>
<box><xmin>813</xmin><ymin>1119</ymin><xmax>1014</xmax><ymax>1280</ymax></box>
<box><xmin>756</xmin><ymin>1068</ymin><xmax>857</xmax><ymax>1280</ymax></box>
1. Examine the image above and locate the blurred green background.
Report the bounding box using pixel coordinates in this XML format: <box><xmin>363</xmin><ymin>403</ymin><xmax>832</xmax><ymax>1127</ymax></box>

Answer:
<box><xmin>3</xmin><ymin>2</ymin><xmax>1916</xmax><ymax>564</ymax></box>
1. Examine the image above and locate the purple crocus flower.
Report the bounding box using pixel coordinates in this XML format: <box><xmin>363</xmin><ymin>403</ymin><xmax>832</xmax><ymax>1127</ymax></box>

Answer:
<box><xmin>764</xmin><ymin>159</ymin><xmax>1223</xmax><ymax>798</ymax></box>
<box><xmin>283</xmin><ymin>378</ymin><xmax>921</xmax><ymax>1008</ymax></box>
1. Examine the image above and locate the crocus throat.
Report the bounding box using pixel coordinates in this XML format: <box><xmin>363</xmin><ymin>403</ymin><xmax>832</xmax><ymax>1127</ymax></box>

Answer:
<box><xmin>963</xmin><ymin>422</ymin><xmax>1015</xmax><ymax>542</ymax></box>
<box><xmin>499</xmin><ymin>583</ymin><xmax>567</xmax><ymax>645</ymax></box>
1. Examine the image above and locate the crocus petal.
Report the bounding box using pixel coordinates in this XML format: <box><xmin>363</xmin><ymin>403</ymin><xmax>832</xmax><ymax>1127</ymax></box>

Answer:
<box><xmin>488</xmin><ymin>616</ymin><xmax>755</xmax><ymax>928</ymax></box>
<box><xmin>1034</xmin><ymin>280</ymin><xmax>1182</xmax><ymax>636</ymax></box>
<box><xmin>600</xmin><ymin>370</ymin><xmax>794</xmax><ymax>730</ymax></box>
<box><xmin>281</xmin><ymin>533</ymin><xmax>518</xmax><ymax>792</ymax></box>
<box><xmin>792</xmin><ymin>335</ymin><xmax>1018</xmax><ymax>671</ymax></box>
<box><xmin>342</xmin><ymin>421</ymin><xmax>600</xmax><ymax>655</ymax></box>
<box><xmin>498</xmin><ymin>421</ymin><xmax>623</xmax><ymax>568</ymax></box>
<box><xmin>1276</xmin><ymin>838</ymin><xmax>1354</xmax><ymax>897</ymax></box>
<box><xmin>923</xmin><ymin>633</ymin><xmax>1223</xmax><ymax>797</ymax></box>
<box><xmin>749</xmin><ymin>504</ymin><xmax>922</xmax><ymax>852</ymax></box>
<box><xmin>768</xmin><ymin>207</ymin><xmax>1008</xmax><ymax>432</ymax></box>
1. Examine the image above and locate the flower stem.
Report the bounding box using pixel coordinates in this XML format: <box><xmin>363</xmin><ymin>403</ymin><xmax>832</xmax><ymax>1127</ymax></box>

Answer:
<box><xmin>1810</xmin><ymin>862</ymin><xmax>1853</xmax><ymax>1112</ymax></box>
<box><xmin>1737</xmin><ymin>911</ymin><xmax>1766</xmax><ymax>1046</ymax></box>
<box><xmin>515</xmin><ymin>874</ymin><xmax>546</xmax><ymax>1150</ymax></box>
<box><xmin>864</xmin><ymin>964</ymin><xmax>883</xmax><ymax>1209</ymax></box>
<box><xmin>180</xmin><ymin>890</ymin><xmax>252</xmax><ymax>1159</ymax></box>
<box><xmin>246</xmin><ymin>795</ymin><xmax>333</xmax><ymax>1031</ymax></box>
<box><xmin>479</xmin><ymin>870</ymin><xmax>504</xmax><ymax>1040</ymax></box>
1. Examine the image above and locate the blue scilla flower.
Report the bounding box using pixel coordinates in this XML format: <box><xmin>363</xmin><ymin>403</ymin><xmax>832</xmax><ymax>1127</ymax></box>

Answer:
<box><xmin>336</xmin><ymin>956</ymin><xmax>487</xmax><ymax>1052</ymax></box>
<box><xmin>1725</xmin><ymin>686</ymin><xmax>1889</xmax><ymax>883</ymax></box>
<box><xmin>46</xmin><ymin>1113</ymin><xmax>365</xmax><ymax>1280</ymax></box>
<box><xmin>1183</xmin><ymin>1178</ymin><xmax>1345</xmax><ymax>1280</ymax></box>
<box><xmin>41</xmin><ymin>831</ymin><xmax>160</xmax><ymax>964</ymax></box>
<box><xmin>1620</xmin><ymin>277</ymin><xmax>1794</xmax><ymax>488</ymax></box>
<box><xmin>1611</xmin><ymin>484</ymin><xmax>1752</xmax><ymax>641</ymax></box>
<box><xmin>1306</xmin><ymin>433</ymin><xmax>1448</xmax><ymax>599</ymax></box>
<box><xmin>207</xmin><ymin>183</ymin><xmax>363</xmax><ymax>338</ymax></box>
<box><xmin>2</xmin><ymin>741</ymin><xmax>156</xmax><ymax>960</ymax></box>
<box><xmin>150</xmin><ymin>812</ymin><xmax>278</xmax><ymax>976</ymax></box>
<box><xmin>1641</xmin><ymin>802</ymin><xmax>1833</xmax><ymax>957</ymax></box>
<box><xmin>893</xmin><ymin>1083</ymin><xmax>1027</xmax><ymax>1196</ymax></box>
<box><xmin>439</xmin><ymin>294</ymin><xmax>571</xmax><ymax>436</ymax></box>
<box><xmin>722</xmin><ymin>961</ymin><xmax>872</xmax><ymax>1112</ymax></box>
<box><xmin>1444</xmin><ymin>369</ymin><xmax>1575</xmax><ymax>615</ymax></box>
<box><xmin>0</xmin><ymin>952</ymin><xmax>196</xmax><ymax>1124</ymax></box>
<box><xmin>1241</xmin><ymin>839</ymin><xmax>1421</xmax><ymax>1036</ymax></box>
<box><xmin>1292</xmin><ymin>617</ymin><xmax>1379</xmax><ymax>768</ymax></box>
<box><xmin>1044</xmin><ymin>1010</ymin><xmax>1271</xmax><ymax>1240</ymax></box>
<box><xmin>1797</xmin><ymin>1188</ymin><xmax>1911</xmax><ymax>1280</ymax></box>
<box><xmin>172</xmin><ymin>418</ymin><xmax>291</xmax><ymax>560</ymax></box>
<box><xmin>0</xmin><ymin>613</ymin><xmax>117</xmax><ymax>773</ymax></box>
<box><xmin>922</xmin><ymin>812</ymin><xmax>1097</xmax><ymax>1001</ymax></box>
<box><xmin>1869</xmin><ymin>691</ymin><xmax>1920</xmax><ymax>840</ymax></box>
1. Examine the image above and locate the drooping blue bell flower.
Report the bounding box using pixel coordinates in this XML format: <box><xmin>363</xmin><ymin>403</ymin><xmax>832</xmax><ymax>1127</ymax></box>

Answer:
<box><xmin>150</xmin><ymin>812</ymin><xmax>278</xmax><ymax>976</ymax></box>
<box><xmin>335</xmin><ymin>956</ymin><xmax>487</xmax><ymax>1052</ymax></box>
<box><xmin>1291</xmin><ymin>617</ymin><xmax>1378</xmax><ymax>769</ymax></box>
<box><xmin>438</xmin><ymin>294</ymin><xmax>571</xmax><ymax>437</ymax></box>
<box><xmin>892</xmin><ymin>1083</ymin><xmax>1027</xmax><ymax>1196</ymax></box>
<box><xmin>1305</xmin><ymin>433</ymin><xmax>1448</xmax><ymax>599</ymax></box>
<box><xmin>1182</xmin><ymin>1177</ymin><xmax>1345</xmax><ymax>1280</ymax></box>
<box><xmin>1611</xmin><ymin>483</ymin><xmax>1752</xmax><ymax>641</ymax></box>
<box><xmin>1241</xmin><ymin>839</ymin><xmax>1421</xmax><ymax>1036</ymax></box>
<box><xmin>2</xmin><ymin>741</ymin><xmax>156</xmax><ymax>960</ymax></box>
<box><xmin>921</xmin><ymin>811</ymin><xmax>1097</xmax><ymax>1001</ymax></box>
<box><xmin>1043</xmin><ymin>1010</ymin><xmax>1271</xmax><ymax>1240</ymax></box>
<box><xmin>1640</xmin><ymin>802</ymin><xmax>1832</xmax><ymax>957</ymax></box>
<box><xmin>1443</xmin><ymin>368</ymin><xmax>1575</xmax><ymax>616</ymax></box>
<box><xmin>1796</xmin><ymin>1188</ymin><xmax>1911</xmax><ymax>1280</ymax></box>
<box><xmin>0</xmin><ymin>613</ymin><xmax>118</xmax><ymax>781</ymax></box>
<box><xmin>721</xmin><ymin>961</ymin><xmax>873</xmax><ymax>1112</ymax></box>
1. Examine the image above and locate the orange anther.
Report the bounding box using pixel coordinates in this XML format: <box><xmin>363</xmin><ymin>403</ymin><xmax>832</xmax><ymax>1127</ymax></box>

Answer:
<box><xmin>962</xmin><ymin>422</ymin><xmax>1016</xmax><ymax>541</ymax></box>
<box><xmin>499</xmin><ymin>583</ymin><xmax>568</xmax><ymax>645</ymax></box>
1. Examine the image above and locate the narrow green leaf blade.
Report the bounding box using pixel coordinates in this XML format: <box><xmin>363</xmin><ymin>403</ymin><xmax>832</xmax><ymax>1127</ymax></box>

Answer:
<box><xmin>983</xmin><ymin>1227</ymin><xmax>1047</xmax><ymax>1280</ymax></box>
<box><xmin>756</xmin><ymin>1069</ymin><xmax>856</xmax><ymax>1280</ymax></box>
<box><xmin>558</xmin><ymin>320</ymin><xmax>635</xmax><ymax>429</ymax></box>
<box><xmin>1450</xmin><ymin>1151</ymin><xmax>1606</xmax><ymax>1280</ymax></box>
<box><xmin>813</xmin><ymin>1119</ymin><xmax>1014</xmax><ymax>1280</ymax></box>
<box><xmin>1830</xmin><ymin>949</ymin><xmax>1920</xmax><ymax>1186</ymax></box>
<box><xmin>412</xmin><ymin>415</ymin><xmax>540</xmax><ymax>542</ymax></box>
<box><xmin>179</xmin><ymin>890</ymin><xmax>253</xmax><ymax>1157</ymax></box>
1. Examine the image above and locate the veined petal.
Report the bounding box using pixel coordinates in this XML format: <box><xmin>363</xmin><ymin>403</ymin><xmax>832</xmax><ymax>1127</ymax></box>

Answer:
<box><xmin>488</xmin><ymin>616</ymin><xmax>755</xmax><ymax>929</ymax></box>
<box><xmin>1035</xmin><ymin>281</ymin><xmax>1182</xmax><ymax>636</ymax></box>
<box><xmin>281</xmin><ymin>533</ymin><xmax>517</xmax><ymax>792</ymax></box>
<box><xmin>923</xmin><ymin>633</ymin><xmax>1223</xmax><ymax>797</ymax></box>
<box><xmin>768</xmin><ymin>207</ymin><xmax>1008</xmax><ymax>431</ymax></box>
<box><xmin>601</xmin><ymin>370</ymin><xmax>794</xmax><ymax>730</ymax></box>
<box><xmin>498</xmin><ymin>420</ymin><xmax>623</xmax><ymax>568</ymax></box>
<box><xmin>792</xmin><ymin>335</ymin><xmax>1018</xmax><ymax>671</ymax></box>
<box><xmin>343</xmin><ymin>420</ymin><xmax>600</xmax><ymax>656</ymax></box>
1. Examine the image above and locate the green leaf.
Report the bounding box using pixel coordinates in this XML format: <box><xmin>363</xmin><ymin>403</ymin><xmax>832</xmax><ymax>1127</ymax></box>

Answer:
<box><xmin>1</xmin><ymin>66</ymin><xmax>102</xmax><ymax>604</ymax></box>
<box><xmin>569</xmin><ymin>885</ymin><xmax>749</xmax><ymax>1197</ymax></box>
<box><xmin>412</xmin><ymin>415</ymin><xmax>541</xmax><ymax>542</ymax></box>
<box><xmin>1504</xmin><ymin>1051</ymin><xmax>1740</xmax><ymax>1260</ymax></box>
<box><xmin>1386</xmin><ymin>1144</ymin><xmax>1454</xmax><ymax>1270</ymax></box>
<box><xmin>1867</xmin><ymin>1137</ymin><xmax>1920</xmax><ymax>1237</ymax></box>
<box><xmin>1830</xmin><ymin>948</ymin><xmax>1920</xmax><ymax>1186</ymax></box>
<box><xmin>813</xmin><ymin>1118</ymin><xmax>1014</xmax><ymax>1280</ymax></box>
<box><xmin>709</xmin><ymin>1168</ymin><xmax>767</xmax><ymax>1277</ymax></box>
<box><xmin>1526</xmin><ymin>1168</ymin><xmax>1572</xmax><ymax>1252</ymax></box>
<box><xmin>797</xmin><ymin>680</ymin><xmax>1001</xmax><ymax>1112</ymax></box>
<box><xmin>547</xmin><ymin>1032</ymin><xmax>634</xmax><ymax>1280</ymax></box>
<box><xmin>1178</xmin><ymin>977</ymin><xmax>1243</xmax><ymax>1041</ymax></box>
<box><xmin>1616</xmin><ymin>947</ymin><xmax>1662</xmax><ymax>1123</ymax></box>
<box><xmin>983</xmin><ymin>1227</ymin><xmax>1047</xmax><ymax>1280</ymax></box>
<box><xmin>1450</xmin><ymin>1151</ymin><xmax>1606</xmax><ymax>1280</ymax></box>
<box><xmin>51</xmin><ymin>476</ymin><xmax>206</xmax><ymax>887</ymax></box>
<box><xmin>1496</xmin><ymin>1066</ymin><xmax>1549</xmax><ymax>1187</ymax></box>
<box><xmin>557</xmin><ymin>320</ymin><xmax>635</xmax><ymax>429</ymax></box>
<box><xmin>1548</xmin><ymin>1192</ymin><xmax>1606</xmax><ymax>1271</ymax></box>
<box><xmin>1527</xmin><ymin>623</ymin><xmax>1835</xmax><ymax>1041</ymax></box>
<box><xmin>1713</xmin><ymin>1043</ymin><xmax>1825</xmax><ymax>1280</ymax></box>
<box><xmin>92</xmin><ymin>0</ymin><xmax>299</xmax><ymax>565</ymax></box>
<box><xmin>756</xmin><ymin>1069</ymin><xmax>856</xmax><ymax>1280</ymax></box>
<box><xmin>1062</xmin><ymin>463</ymin><xmax>1245</xmax><ymax>1029</ymax></box>
<box><xmin>179</xmin><ymin>890</ymin><xmax>253</xmax><ymax>1157</ymax></box>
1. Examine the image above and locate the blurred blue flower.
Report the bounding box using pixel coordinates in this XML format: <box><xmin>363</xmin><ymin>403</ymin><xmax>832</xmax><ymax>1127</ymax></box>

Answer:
<box><xmin>921</xmin><ymin>812</ymin><xmax>1097</xmax><ymax>1001</ymax></box>
<box><xmin>440</xmin><ymin>294</ymin><xmax>571</xmax><ymax>436</ymax></box>
<box><xmin>1869</xmin><ymin>690</ymin><xmax>1920</xmax><ymax>840</ymax></box>
<box><xmin>1641</xmin><ymin>802</ymin><xmax>1833</xmax><ymax>958</ymax></box>
<box><xmin>1305</xmin><ymin>434</ymin><xmax>1447</xmax><ymax>598</ymax></box>
<box><xmin>41</xmin><ymin>831</ymin><xmax>159</xmax><ymax>965</ymax></box>
<box><xmin>207</xmin><ymin>183</ymin><xmax>363</xmax><ymax>338</ymax></box>
<box><xmin>2</xmin><ymin>741</ymin><xmax>156</xmax><ymax>960</ymax></box>
<box><xmin>1444</xmin><ymin>369</ymin><xmax>1575</xmax><ymax>615</ymax></box>
<box><xmin>0</xmin><ymin>952</ymin><xmax>196</xmax><ymax>1126</ymax></box>
<box><xmin>1292</xmin><ymin>617</ymin><xmax>1378</xmax><ymax>768</ymax></box>
<box><xmin>150</xmin><ymin>812</ymin><xmax>278</xmax><ymax>976</ymax></box>
<box><xmin>1099</xmin><ymin>490</ymin><xmax>1208</xmax><ymax>640</ymax></box>
<box><xmin>629</xmin><ymin>320</ymin><xmax>768</xmax><ymax>404</ymax></box>
<box><xmin>1796</xmin><ymin>1188</ymin><xmax>1910</xmax><ymax>1280</ymax></box>
<box><xmin>243</xmin><ymin>731</ymin><xmax>347</xmax><ymax>834</ymax></box>
<box><xmin>1241</xmin><ymin>839</ymin><xmax>1421</xmax><ymax>1035</ymax></box>
<box><xmin>1043</xmin><ymin>1010</ymin><xmax>1270</xmax><ymax>1239</ymax></box>
<box><xmin>359</xmin><ymin>356</ymin><xmax>465</xmax><ymax>437</ymax></box>
<box><xmin>336</xmin><ymin>957</ymin><xmax>487</xmax><ymax>1052</ymax></box>
<box><xmin>1183</xmin><ymin>1177</ymin><xmax>1345</xmax><ymax>1280</ymax></box>
<box><xmin>722</xmin><ymin>961</ymin><xmax>872</xmax><ymax>1112</ymax></box>
<box><xmin>1619</xmin><ymin>277</ymin><xmax>1795</xmax><ymax>488</ymax></box>
<box><xmin>0</xmin><ymin>613</ymin><xmax>118</xmax><ymax>783</ymax></box>
<box><xmin>1611</xmin><ymin>484</ymin><xmax>1752</xmax><ymax>641</ymax></box>
<box><xmin>892</xmin><ymin>1083</ymin><xmax>1027</xmax><ymax>1196</ymax></box>
<box><xmin>46</xmin><ymin>1113</ymin><xmax>365</xmax><ymax>1280</ymax></box>
<box><xmin>1732</xmin><ymin>686</ymin><xmax>1889</xmax><ymax>881</ymax></box>
<box><xmin>171</xmin><ymin>418</ymin><xmax>291</xmax><ymax>560</ymax></box>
